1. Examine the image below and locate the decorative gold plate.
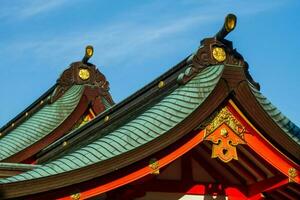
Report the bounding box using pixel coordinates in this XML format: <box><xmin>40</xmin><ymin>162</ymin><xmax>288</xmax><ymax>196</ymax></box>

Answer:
<box><xmin>78</xmin><ymin>68</ymin><xmax>90</xmax><ymax>80</ymax></box>
<box><xmin>212</xmin><ymin>47</ymin><xmax>226</xmax><ymax>62</ymax></box>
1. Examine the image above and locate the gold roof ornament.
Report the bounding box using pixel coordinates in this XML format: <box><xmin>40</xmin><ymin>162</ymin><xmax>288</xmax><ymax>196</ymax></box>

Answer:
<box><xmin>225</xmin><ymin>14</ymin><xmax>237</xmax><ymax>32</ymax></box>
<box><xmin>215</xmin><ymin>13</ymin><xmax>237</xmax><ymax>40</ymax></box>
<box><xmin>78</xmin><ymin>68</ymin><xmax>90</xmax><ymax>80</ymax></box>
<box><xmin>82</xmin><ymin>45</ymin><xmax>94</xmax><ymax>64</ymax></box>
<box><xmin>288</xmin><ymin>168</ymin><xmax>298</xmax><ymax>182</ymax></box>
<box><xmin>149</xmin><ymin>158</ymin><xmax>160</xmax><ymax>175</ymax></box>
<box><xmin>70</xmin><ymin>193</ymin><xmax>81</xmax><ymax>200</ymax></box>
<box><xmin>204</xmin><ymin>107</ymin><xmax>247</xmax><ymax>163</ymax></box>
<box><xmin>212</xmin><ymin>47</ymin><xmax>226</xmax><ymax>62</ymax></box>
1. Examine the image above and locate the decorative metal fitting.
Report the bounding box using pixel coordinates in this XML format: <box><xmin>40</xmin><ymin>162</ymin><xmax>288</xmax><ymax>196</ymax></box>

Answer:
<box><xmin>78</xmin><ymin>68</ymin><xmax>90</xmax><ymax>80</ymax></box>
<box><xmin>63</xmin><ymin>141</ymin><xmax>68</xmax><ymax>147</ymax></box>
<box><xmin>288</xmin><ymin>168</ymin><xmax>297</xmax><ymax>182</ymax></box>
<box><xmin>158</xmin><ymin>81</ymin><xmax>165</xmax><ymax>89</ymax></box>
<box><xmin>149</xmin><ymin>158</ymin><xmax>160</xmax><ymax>175</ymax></box>
<box><xmin>104</xmin><ymin>115</ymin><xmax>110</xmax><ymax>122</ymax></box>
<box><xmin>212</xmin><ymin>47</ymin><xmax>226</xmax><ymax>62</ymax></box>
<box><xmin>70</xmin><ymin>192</ymin><xmax>81</xmax><ymax>200</ymax></box>
<box><xmin>204</xmin><ymin>107</ymin><xmax>247</xmax><ymax>163</ymax></box>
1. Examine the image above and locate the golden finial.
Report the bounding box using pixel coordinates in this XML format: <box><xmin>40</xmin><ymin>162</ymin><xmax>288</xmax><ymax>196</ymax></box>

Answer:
<box><xmin>82</xmin><ymin>45</ymin><xmax>94</xmax><ymax>64</ymax></box>
<box><xmin>215</xmin><ymin>14</ymin><xmax>237</xmax><ymax>40</ymax></box>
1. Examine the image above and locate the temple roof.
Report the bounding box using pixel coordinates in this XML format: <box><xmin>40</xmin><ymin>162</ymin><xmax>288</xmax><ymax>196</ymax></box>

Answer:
<box><xmin>0</xmin><ymin>47</ymin><xmax>114</xmax><ymax>163</ymax></box>
<box><xmin>0</xmin><ymin>65</ymin><xmax>224</xmax><ymax>184</ymax></box>
<box><xmin>0</xmin><ymin>85</ymin><xmax>84</xmax><ymax>160</ymax></box>
<box><xmin>0</xmin><ymin>14</ymin><xmax>299</xmax><ymax>199</ymax></box>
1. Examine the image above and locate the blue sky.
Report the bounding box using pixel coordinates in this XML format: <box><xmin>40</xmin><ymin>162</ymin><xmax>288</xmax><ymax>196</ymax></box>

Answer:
<box><xmin>0</xmin><ymin>0</ymin><xmax>299</xmax><ymax>127</ymax></box>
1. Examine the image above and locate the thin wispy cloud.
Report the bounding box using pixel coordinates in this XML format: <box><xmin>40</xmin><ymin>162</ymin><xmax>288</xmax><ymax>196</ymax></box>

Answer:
<box><xmin>0</xmin><ymin>0</ymin><xmax>286</xmax><ymax>67</ymax></box>
<box><xmin>0</xmin><ymin>0</ymin><xmax>71</xmax><ymax>21</ymax></box>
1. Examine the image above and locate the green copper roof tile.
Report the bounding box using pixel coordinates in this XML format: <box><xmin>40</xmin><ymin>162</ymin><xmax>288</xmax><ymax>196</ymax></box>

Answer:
<box><xmin>250</xmin><ymin>83</ymin><xmax>300</xmax><ymax>144</ymax></box>
<box><xmin>0</xmin><ymin>85</ymin><xmax>84</xmax><ymax>160</ymax></box>
<box><xmin>0</xmin><ymin>65</ymin><xmax>224</xmax><ymax>183</ymax></box>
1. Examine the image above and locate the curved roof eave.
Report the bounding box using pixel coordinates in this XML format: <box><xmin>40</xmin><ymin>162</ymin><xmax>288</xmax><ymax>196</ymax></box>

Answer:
<box><xmin>0</xmin><ymin>65</ymin><xmax>224</xmax><ymax>188</ymax></box>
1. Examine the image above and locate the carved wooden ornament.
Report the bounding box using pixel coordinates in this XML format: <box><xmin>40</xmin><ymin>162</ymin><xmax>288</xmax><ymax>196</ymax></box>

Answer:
<box><xmin>204</xmin><ymin>107</ymin><xmax>247</xmax><ymax>163</ymax></box>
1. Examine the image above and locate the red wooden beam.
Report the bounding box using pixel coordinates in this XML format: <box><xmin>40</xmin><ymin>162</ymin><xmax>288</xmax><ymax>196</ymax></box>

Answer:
<box><xmin>276</xmin><ymin>189</ymin><xmax>298</xmax><ymax>200</ymax></box>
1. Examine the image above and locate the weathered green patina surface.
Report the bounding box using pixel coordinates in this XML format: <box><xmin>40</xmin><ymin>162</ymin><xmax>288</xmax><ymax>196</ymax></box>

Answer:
<box><xmin>0</xmin><ymin>65</ymin><xmax>224</xmax><ymax>183</ymax></box>
<box><xmin>0</xmin><ymin>85</ymin><xmax>84</xmax><ymax>160</ymax></box>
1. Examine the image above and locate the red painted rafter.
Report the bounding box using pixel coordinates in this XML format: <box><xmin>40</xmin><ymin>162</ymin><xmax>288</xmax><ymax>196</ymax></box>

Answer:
<box><xmin>228</xmin><ymin>161</ymin><xmax>257</xmax><ymax>184</ymax></box>
<box><xmin>236</xmin><ymin>149</ymin><xmax>267</xmax><ymax>181</ymax></box>
<box><xmin>247</xmin><ymin>175</ymin><xmax>286</xmax><ymax>197</ymax></box>
<box><xmin>287</xmin><ymin>184</ymin><xmax>300</xmax><ymax>196</ymax></box>
<box><xmin>181</xmin><ymin>152</ymin><xmax>193</xmax><ymax>183</ymax></box>
<box><xmin>277</xmin><ymin>189</ymin><xmax>298</xmax><ymax>200</ymax></box>
<box><xmin>240</xmin><ymin>146</ymin><xmax>278</xmax><ymax>176</ymax></box>
<box><xmin>192</xmin><ymin>147</ymin><xmax>232</xmax><ymax>184</ymax></box>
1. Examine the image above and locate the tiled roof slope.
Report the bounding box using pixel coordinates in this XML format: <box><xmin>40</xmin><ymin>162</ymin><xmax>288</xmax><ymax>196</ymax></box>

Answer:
<box><xmin>0</xmin><ymin>65</ymin><xmax>224</xmax><ymax>183</ymax></box>
<box><xmin>250</xmin><ymin>84</ymin><xmax>300</xmax><ymax>144</ymax></box>
<box><xmin>0</xmin><ymin>85</ymin><xmax>84</xmax><ymax>160</ymax></box>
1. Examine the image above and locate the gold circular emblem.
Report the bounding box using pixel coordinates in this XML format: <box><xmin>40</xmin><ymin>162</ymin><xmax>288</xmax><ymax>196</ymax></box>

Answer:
<box><xmin>78</xmin><ymin>68</ymin><xmax>90</xmax><ymax>80</ymax></box>
<box><xmin>212</xmin><ymin>47</ymin><xmax>226</xmax><ymax>62</ymax></box>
